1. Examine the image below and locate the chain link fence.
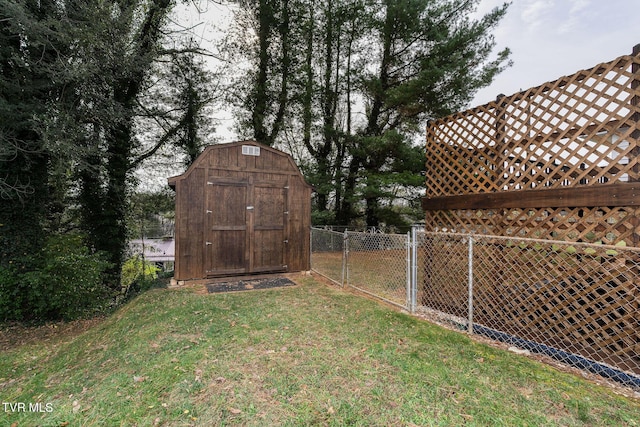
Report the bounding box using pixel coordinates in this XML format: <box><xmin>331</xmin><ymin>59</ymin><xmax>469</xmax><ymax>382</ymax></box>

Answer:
<box><xmin>311</xmin><ymin>228</ymin><xmax>409</xmax><ymax>307</ymax></box>
<box><xmin>311</xmin><ymin>227</ymin><xmax>640</xmax><ymax>390</ymax></box>
<box><xmin>310</xmin><ymin>228</ymin><xmax>345</xmax><ymax>286</ymax></box>
<box><xmin>344</xmin><ymin>231</ymin><xmax>410</xmax><ymax>308</ymax></box>
<box><xmin>419</xmin><ymin>232</ymin><xmax>640</xmax><ymax>389</ymax></box>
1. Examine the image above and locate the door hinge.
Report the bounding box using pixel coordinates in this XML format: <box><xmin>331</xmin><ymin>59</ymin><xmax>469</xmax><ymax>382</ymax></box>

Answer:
<box><xmin>205</xmin><ymin>241</ymin><xmax>212</xmax><ymax>246</ymax></box>
<box><xmin>284</xmin><ymin>186</ymin><xmax>289</xmax><ymax>189</ymax></box>
<box><xmin>284</xmin><ymin>211</ymin><xmax>289</xmax><ymax>215</ymax></box>
<box><xmin>246</xmin><ymin>206</ymin><xmax>254</xmax><ymax>210</ymax></box>
<box><xmin>283</xmin><ymin>239</ymin><xmax>289</xmax><ymax>244</ymax></box>
<box><xmin>206</xmin><ymin>210</ymin><xmax>212</xmax><ymax>214</ymax></box>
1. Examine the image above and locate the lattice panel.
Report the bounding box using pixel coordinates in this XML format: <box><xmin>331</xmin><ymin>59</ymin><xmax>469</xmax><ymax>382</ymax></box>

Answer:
<box><xmin>426</xmin><ymin>53</ymin><xmax>640</xmax><ymax>198</ymax></box>
<box><xmin>420</xmin><ymin>232</ymin><xmax>640</xmax><ymax>380</ymax></box>
<box><xmin>426</xmin><ymin>104</ymin><xmax>502</xmax><ymax>195</ymax></box>
<box><xmin>425</xmin><ymin>207</ymin><xmax>640</xmax><ymax>246</ymax></box>
<box><xmin>471</xmin><ymin>237</ymin><xmax>640</xmax><ymax>375</ymax></box>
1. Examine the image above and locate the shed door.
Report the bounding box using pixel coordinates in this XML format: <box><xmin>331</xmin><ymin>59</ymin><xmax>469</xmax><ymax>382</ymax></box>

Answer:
<box><xmin>205</xmin><ymin>178</ymin><xmax>288</xmax><ymax>277</ymax></box>
<box><xmin>251</xmin><ymin>183</ymin><xmax>287</xmax><ymax>273</ymax></box>
<box><xmin>205</xmin><ymin>180</ymin><xmax>249</xmax><ymax>276</ymax></box>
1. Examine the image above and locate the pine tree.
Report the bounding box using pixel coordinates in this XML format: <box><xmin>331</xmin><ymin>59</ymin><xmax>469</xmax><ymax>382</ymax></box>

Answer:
<box><xmin>219</xmin><ymin>0</ymin><xmax>512</xmax><ymax>228</ymax></box>
<box><xmin>340</xmin><ymin>0</ymin><xmax>511</xmax><ymax>227</ymax></box>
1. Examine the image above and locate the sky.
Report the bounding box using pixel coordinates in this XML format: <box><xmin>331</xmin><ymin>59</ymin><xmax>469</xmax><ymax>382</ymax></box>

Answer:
<box><xmin>471</xmin><ymin>0</ymin><xmax>640</xmax><ymax>107</ymax></box>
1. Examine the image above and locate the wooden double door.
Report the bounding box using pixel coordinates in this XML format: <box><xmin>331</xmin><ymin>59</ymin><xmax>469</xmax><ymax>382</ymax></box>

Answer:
<box><xmin>204</xmin><ymin>177</ymin><xmax>288</xmax><ymax>276</ymax></box>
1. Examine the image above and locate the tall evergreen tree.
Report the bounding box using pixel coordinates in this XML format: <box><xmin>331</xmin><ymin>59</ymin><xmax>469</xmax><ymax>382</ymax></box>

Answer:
<box><xmin>0</xmin><ymin>0</ymin><xmax>225</xmax><ymax>321</ymax></box>
<box><xmin>224</xmin><ymin>0</ymin><xmax>300</xmax><ymax>146</ymax></box>
<box><xmin>1</xmin><ymin>0</ymin><xmax>204</xmax><ymax>317</ymax></box>
<box><xmin>345</xmin><ymin>0</ymin><xmax>510</xmax><ymax>227</ymax></box>
<box><xmin>224</xmin><ymin>0</ymin><xmax>510</xmax><ymax>228</ymax></box>
<box><xmin>0</xmin><ymin>0</ymin><xmax>60</xmax><ymax>274</ymax></box>
<box><xmin>137</xmin><ymin>38</ymin><xmax>218</xmax><ymax>169</ymax></box>
<box><xmin>60</xmin><ymin>0</ymin><xmax>177</xmax><ymax>290</ymax></box>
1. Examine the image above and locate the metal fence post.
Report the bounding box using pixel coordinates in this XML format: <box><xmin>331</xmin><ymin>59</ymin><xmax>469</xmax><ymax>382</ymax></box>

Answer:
<box><xmin>309</xmin><ymin>228</ymin><xmax>313</xmax><ymax>271</ymax></box>
<box><xmin>342</xmin><ymin>231</ymin><xmax>348</xmax><ymax>287</ymax></box>
<box><xmin>467</xmin><ymin>235</ymin><xmax>474</xmax><ymax>334</ymax></box>
<box><xmin>406</xmin><ymin>232</ymin><xmax>411</xmax><ymax>311</ymax></box>
<box><xmin>411</xmin><ymin>226</ymin><xmax>418</xmax><ymax>313</ymax></box>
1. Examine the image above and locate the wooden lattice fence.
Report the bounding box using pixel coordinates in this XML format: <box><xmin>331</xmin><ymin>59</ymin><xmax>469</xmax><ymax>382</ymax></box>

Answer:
<box><xmin>421</xmin><ymin>45</ymin><xmax>640</xmax><ymax>382</ymax></box>
<box><xmin>423</xmin><ymin>45</ymin><xmax>640</xmax><ymax>246</ymax></box>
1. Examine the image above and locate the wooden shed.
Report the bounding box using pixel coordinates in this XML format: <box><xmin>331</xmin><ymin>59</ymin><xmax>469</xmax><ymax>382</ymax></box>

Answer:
<box><xmin>168</xmin><ymin>140</ymin><xmax>312</xmax><ymax>280</ymax></box>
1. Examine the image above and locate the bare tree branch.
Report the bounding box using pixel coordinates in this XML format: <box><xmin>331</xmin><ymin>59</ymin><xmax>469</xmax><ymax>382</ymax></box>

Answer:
<box><xmin>159</xmin><ymin>47</ymin><xmax>225</xmax><ymax>61</ymax></box>
<box><xmin>130</xmin><ymin>117</ymin><xmax>187</xmax><ymax>169</ymax></box>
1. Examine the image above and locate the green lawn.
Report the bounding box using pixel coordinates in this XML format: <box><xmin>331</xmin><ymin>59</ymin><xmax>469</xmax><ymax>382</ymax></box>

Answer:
<box><xmin>1</xmin><ymin>276</ymin><xmax>639</xmax><ymax>426</ymax></box>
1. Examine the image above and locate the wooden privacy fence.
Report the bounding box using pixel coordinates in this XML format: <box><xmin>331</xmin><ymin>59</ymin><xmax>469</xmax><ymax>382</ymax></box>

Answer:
<box><xmin>421</xmin><ymin>44</ymin><xmax>640</xmax><ymax>385</ymax></box>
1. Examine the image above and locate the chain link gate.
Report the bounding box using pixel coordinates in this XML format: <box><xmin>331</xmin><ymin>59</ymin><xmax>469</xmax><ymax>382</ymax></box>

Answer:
<box><xmin>310</xmin><ymin>228</ymin><xmax>346</xmax><ymax>286</ymax></box>
<box><xmin>344</xmin><ymin>230</ymin><xmax>411</xmax><ymax>309</ymax></box>
<box><xmin>311</xmin><ymin>228</ymin><xmax>411</xmax><ymax>309</ymax></box>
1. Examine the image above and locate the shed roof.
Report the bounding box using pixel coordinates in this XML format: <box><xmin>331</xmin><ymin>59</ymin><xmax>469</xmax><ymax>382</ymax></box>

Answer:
<box><xmin>168</xmin><ymin>140</ymin><xmax>311</xmax><ymax>189</ymax></box>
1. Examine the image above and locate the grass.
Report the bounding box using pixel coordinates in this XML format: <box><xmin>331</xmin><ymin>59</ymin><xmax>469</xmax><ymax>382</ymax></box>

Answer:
<box><xmin>1</xmin><ymin>275</ymin><xmax>639</xmax><ymax>426</ymax></box>
<box><xmin>311</xmin><ymin>251</ymin><xmax>344</xmax><ymax>283</ymax></box>
<box><xmin>312</xmin><ymin>250</ymin><xmax>408</xmax><ymax>305</ymax></box>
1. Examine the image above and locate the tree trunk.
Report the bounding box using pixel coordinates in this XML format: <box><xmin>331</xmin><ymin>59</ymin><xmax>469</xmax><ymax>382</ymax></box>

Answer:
<box><xmin>80</xmin><ymin>0</ymin><xmax>173</xmax><ymax>292</ymax></box>
<box><xmin>252</xmin><ymin>0</ymin><xmax>271</xmax><ymax>143</ymax></box>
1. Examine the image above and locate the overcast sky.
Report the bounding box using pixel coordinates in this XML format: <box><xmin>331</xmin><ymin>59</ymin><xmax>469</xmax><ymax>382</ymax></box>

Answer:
<box><xmin>472</xmin><ymin>0</ymin><xmax>640</xmax><ymax>106</ymax></box>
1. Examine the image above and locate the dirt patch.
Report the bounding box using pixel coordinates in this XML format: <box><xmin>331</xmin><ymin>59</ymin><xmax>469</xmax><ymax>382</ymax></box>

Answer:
<box><xmin>0</xmin><ymin>316</ymin><xmax>105</xmax><ymax>352</ymax></box>
<box><xmin>206</xmin><ymin>277</ymin><xmax>296</xmax><ymax>293</ymax></box>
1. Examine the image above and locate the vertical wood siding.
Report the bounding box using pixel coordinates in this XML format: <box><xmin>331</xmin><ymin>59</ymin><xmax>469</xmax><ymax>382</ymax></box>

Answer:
<box><xmin>169</xmin><ymin>141</ymin><xmax>311</xmax><ymax>280</ymax></box>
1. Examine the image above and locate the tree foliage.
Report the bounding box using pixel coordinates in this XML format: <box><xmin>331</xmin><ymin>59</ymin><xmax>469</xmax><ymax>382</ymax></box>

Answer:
<box><xmin>0</xmin><ymin>0</ymin><xmax>66</xmax><ymax>307</ymax></box>
<box><xmin>140</xmin><ymin>38</ymin><xmax>218</xmax><ymax>168</ymax></box>
<box><xmin>0</xmin><ymin>0</ymin><xmax>214</xmax><ymax>322</ymax></box>
<box><xmin>224</xmin><ymin>0</ymin><xmax>511</xmax><ymax>228</ymax></box>
<box><xmin>0</xmin><ymin>234</ymin><xmax>111</xmax><ymax>322</ymax></box>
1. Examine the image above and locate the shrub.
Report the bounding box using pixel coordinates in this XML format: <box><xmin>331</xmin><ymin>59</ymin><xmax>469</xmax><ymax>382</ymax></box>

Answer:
<box><xmin>0</xmin><ymin>234</ymin><xmax>112</xmax><ymax>322</ymax></box>
<box><xmin>0</xmin><ymin>265</ymin><xmax>23</xmax><ymax>321</ymax></box>
<box><xmin>121</xmin><ymin>256</ymin><xmax>159</xmax><ymax>298</ymax></box>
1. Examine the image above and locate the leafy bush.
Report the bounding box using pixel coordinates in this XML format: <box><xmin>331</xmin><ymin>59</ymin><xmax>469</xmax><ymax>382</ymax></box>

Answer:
<box><xmin>311</xmin><ymin>209</ymin><xmax>336</xmax><ymax>226</ymax></box>
<box><xmin>120</xmin><ymin>256</ymin><xmax>159</xmax><ymax>299</ymax></box>
<box><xmin>0</xmin><ymin>265</ymin><xmax>22</xmax><ymax>321</ymax></box>
<box><xmin>0</xmin><ymin>234</ymin><xmax>112</xmax><ymax>322</ymax></box>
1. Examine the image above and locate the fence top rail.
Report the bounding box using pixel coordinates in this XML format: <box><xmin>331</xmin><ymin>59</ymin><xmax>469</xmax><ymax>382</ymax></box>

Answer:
<box><xmin>313</xmin><ymin>227</ymin><xmax>413</xmax><ymax>237</ymax></box>
<box><xmin>311</xmin><ymin>227</ymin><xmax>347</xmax><ymax>236</ymax></box>
<box><xmin>420</xmin><ymin>231</ymin><xmax>640</xmax><ymax>254</ymax></box>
